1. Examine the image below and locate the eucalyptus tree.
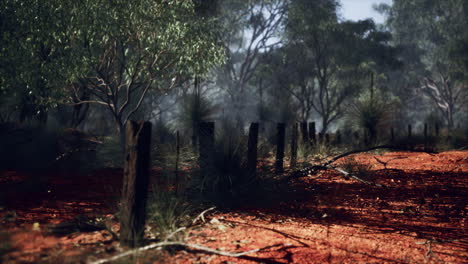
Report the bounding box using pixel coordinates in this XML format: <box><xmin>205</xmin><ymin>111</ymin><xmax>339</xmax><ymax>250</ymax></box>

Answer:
<box><xmin>284</xmin><ymin>0</ymin><xmax>398</xmax><ymax>133</ymax></box>
<box><xmin>0</xmin><ymin>0</ymin><xmax>224</xmax><ymax>135</ymax></box>
<box><xmin>216</xmin><ymin>0</ymin><xmax>287</xmax><ymax>126</ymax></box>
<box><xmin>379</xmin><ymin>0</ymin><xmax>468</xmax><ymax>128</ymax></box>
<box><xmin>0</xmin><ymin>1</ymin><xmax>77</xmax><ymax>123</ymax></box>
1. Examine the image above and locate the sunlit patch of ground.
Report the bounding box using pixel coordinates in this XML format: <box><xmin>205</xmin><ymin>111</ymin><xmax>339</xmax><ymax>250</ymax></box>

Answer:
<box><xmin>1</xmin><ymin>151</ymin><xmax>467</xmax><ymax>263</ymax></box>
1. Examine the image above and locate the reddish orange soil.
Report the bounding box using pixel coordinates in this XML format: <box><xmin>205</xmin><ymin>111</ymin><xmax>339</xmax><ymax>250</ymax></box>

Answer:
<box><xmin>1</xmin><ymin>151</ymin><xmax>467</xmax><ymax>264</ymax></box>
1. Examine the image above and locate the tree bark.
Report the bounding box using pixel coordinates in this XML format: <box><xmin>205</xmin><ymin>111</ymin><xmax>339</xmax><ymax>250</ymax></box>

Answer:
<box><xmin>120</xmin><ymin>121</ymin><xmax>152</xmax><ymax>247</ymax></box>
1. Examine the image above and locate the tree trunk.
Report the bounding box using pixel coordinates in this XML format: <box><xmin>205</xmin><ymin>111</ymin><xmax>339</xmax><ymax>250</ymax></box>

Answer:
<box><xmin>120</xmin><ymin>121</ymin><xmax>152</xmax><ymax>247</ymax></box>
<box><xmin>275</xmin><ymin>123</ymin><xmax>286</xmax><ymax>173</ymax></box>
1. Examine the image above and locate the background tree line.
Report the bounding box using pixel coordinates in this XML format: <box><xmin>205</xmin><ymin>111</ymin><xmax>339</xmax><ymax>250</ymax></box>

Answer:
<box><xmin>0</xmin><ymin>0</ymin><xmax>466</xmax><ymax>142</ymax></box>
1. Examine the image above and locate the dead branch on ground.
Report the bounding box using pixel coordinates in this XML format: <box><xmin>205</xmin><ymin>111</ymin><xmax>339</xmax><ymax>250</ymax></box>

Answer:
<box><xmin>89</xmin><ymin>241</ymin><xmax>287</xmax><ymax>264</ymax></box>
<box><xmin>288</xmin><ymin>145</ymin><xmax>438</xmax><ymax>186</ymax></box>
<box><xmin>89</xmin><ymin>206</ymin><xmax>289</xmax><ymax>264</ymax></box>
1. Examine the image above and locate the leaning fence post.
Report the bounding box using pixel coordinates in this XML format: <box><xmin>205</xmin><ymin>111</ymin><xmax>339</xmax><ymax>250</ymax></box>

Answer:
<box><xmin>247</xmin><ymin>122</ymin><xmax>259</xmax><ymax>178</ymax></box>
<box><xmin>275</xmin><ymin>123</ymin><xmax>286</xmax><ymax>173</ymax></box>
<box><xmin>290</xmin><ymin>123</ymin><xmax>298</xmax><ymax>168</ymax></box>
<box><xmin>120</xmin><ymin>121</ymin><xmax>152</xmax><ymax>247</ymax></box>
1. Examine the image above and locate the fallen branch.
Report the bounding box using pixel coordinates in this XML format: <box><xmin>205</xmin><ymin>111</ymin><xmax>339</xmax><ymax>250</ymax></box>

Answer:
<box><xmin>327</xmin><ymin>165</ymin><xmax>385</xmax><ymax>187</ymax></box>
<box><xmin>288</xmin><ymin>145</ymin><xmax>437</xmax><ymax>185</ymax></box>
<box><xmin>89</xmin><ymin>241</ymin><xmax>287</xmax><ymax>264</ymax></box>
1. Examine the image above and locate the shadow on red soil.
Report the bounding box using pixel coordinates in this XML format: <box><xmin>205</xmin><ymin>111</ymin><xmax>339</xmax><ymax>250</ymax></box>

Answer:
<box><xmin>0</xmin><ymin>151</ymin><xmax>467</xmax><ymax>263</ymax></box>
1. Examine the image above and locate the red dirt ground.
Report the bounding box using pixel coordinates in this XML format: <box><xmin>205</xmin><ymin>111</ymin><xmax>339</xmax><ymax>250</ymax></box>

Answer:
<box><xmin>1</xmin><ymin>151</ymin><xmax>467</xmax><ymax>263</ymax></box>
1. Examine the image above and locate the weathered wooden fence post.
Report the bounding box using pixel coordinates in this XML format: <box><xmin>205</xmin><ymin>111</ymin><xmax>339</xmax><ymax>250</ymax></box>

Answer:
<box><xmin>335</xmin><ymin>130</ymin><xmax>341</xmax><ymax>145</ymax></box>
<box><xmin>301</xmin><ymin>121</ymin><xmax>309</xmax><ymax>146</ymax></box>
<box><xmin>424</xmin><ymin>123</ymin><xmax>428</xmax><ymax>139</ymax></box>
<box><xmin>175</xmin><ymin>130</ymin><xmax>181</xmax><ymax>194</ymax></box>
<box><xmin>120</xmin><ymin>121</ymin><xmax>152</xmax><ymax>247</ymax></box>
<box><xmin>325</xmin><ymin>133</ymin><xmax>330</xmax><ymax>144</ymax></box>
<box><xmin>198</xmin><ymin>122</ymin><xmax>215</xmax><ymax>179</ymax></box>
<box><xmin>275</xmin><ymin>123</ymin><xmax>286</xmax><ymax>173</ymax></box>
<box><xmin>408</xmin><ymin>124</ymin><xmax>412</xmax><ymax>139</ymax></box>
<box><xmin>318</xmin><ymin>132</ymin><xmax>324</xmax><ymax>143</ymax></box>
<box><xmin>309</xmin><ymin>122</ymin><xmax>316</xmax><ymax>144</ymax></box>
<box><xmin>290</xmin><ymin>123</ymin><xmax>298</xmax><ymax>168</ymax></box>
<box><xmin>424</xmin><ymin>123</ymin><xmax>428</xmax><ymax>151</ymax></box>
<box><xmin>247</xmin><ymin>122</ymin><xmax>259</xmax><ymax>177</ymax></box>
<box><xmin>353</xmin><ymin>131</ymin><xmax>359</xmax><ymax>145</ymax></box>
<box><xmin>435</xmin><ymin>123</ymin><xmax>440</xmax><ymax>137</ymax></box>
<box><xmin>391</xmin><ymin>127</ymin><xmax>395</xmax><ymax>142</ymax></box>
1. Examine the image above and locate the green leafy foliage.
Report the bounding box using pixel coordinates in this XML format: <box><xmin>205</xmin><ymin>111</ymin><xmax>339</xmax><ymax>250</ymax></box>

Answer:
<box><xmin>0</xmin><ymin>0</ymin><xmax>225</xmax><ymax>128</ymax></box>
<box><xmin>381</xmin><ymin>0</ymin><xmax>468</xmax><ymax>128</ymax></box>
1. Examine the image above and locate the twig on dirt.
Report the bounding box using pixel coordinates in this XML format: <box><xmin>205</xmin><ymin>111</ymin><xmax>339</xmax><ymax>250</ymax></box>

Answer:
<box><xmin>192</xmin><ymin>207</ymin><xmax>216</xmax><ymax>226</ymax></box>
<box><xmin>415</xmin><ymin>239</ymin><xmax>459</xmax><ymax>258</ymax></box>
<box><xmin>327</xmin><ymin>165</ymin><xmax>385</xmax><ymax>187</ymax></box>
<box><xmin>88</xmin><ymin>241</ymin><xmax>287</xmax><ymax>264</ymax></box>
<box><xmin>164</xmin><ymin>227</ymin><xmax>186</xmax><ymax>242</ymax></box>
<box><xmin>373</xmin><ymin>156</ymin><xmax>407</xmax><ymax>169</ymax></box>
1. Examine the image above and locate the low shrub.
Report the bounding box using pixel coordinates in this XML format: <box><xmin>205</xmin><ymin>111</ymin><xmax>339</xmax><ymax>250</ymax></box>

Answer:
<box><xmin>340</xmin><ymin>156</ymin><xmax>374</xmax><ymax>181</ymax></box>
<box><xmin>146</xmin><ymin>187</ymin><xmax>191</xmax><ymax>240</ymax></box>
<box><xmin>0</xmin><ymin>229</ymin><xmax>12</xmax><ymax>261</ymax></box>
